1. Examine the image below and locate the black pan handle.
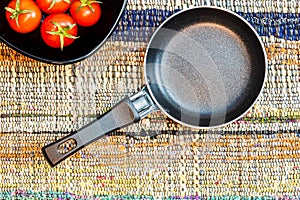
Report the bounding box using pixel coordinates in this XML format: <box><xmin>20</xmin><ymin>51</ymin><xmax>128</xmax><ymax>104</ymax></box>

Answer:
<box><xmin>42</xmin><ymin>86</ymin><xmax>158</xmax><ymax>167</ymax></box>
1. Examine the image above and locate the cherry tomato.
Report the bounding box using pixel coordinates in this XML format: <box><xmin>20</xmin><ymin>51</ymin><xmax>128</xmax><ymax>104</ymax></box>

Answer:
<box><xmin>41</xmin><ymin>13</ymin><xmax>79</xmax><ymax>50</ymax></box>
<box><xmin>5</xmin><ymin>0</ymin><xmax>42</xmax><ymax>33</ymax></box>
<box><xmin>70</xmin><ymin>0</ymin><xmax>101</xmax><ymax>27</ymax></box>
<box><xmin>36</xmin><ymin>0</ymin><xmax>71</xmax><ymax>14</ymax></box>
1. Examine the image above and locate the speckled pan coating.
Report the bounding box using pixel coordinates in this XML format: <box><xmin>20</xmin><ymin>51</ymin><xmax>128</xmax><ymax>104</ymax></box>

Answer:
<box><xmin>145</xmin><ymin>7</ymin><xmax>266</xmax><ymax>127</ymax></box>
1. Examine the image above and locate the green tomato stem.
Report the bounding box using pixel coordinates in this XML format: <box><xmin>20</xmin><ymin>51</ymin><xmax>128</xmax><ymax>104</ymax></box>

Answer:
<box><xmin>47</xmin><ymin>21</ymin><xmax>79</xmax><ymax>51</ymax></box>
<box><xmin>48</xmin><ymin>0</ymin><xmax>71</xmax><ymax>10</ymax></box>
<box><xmin>76</xmin><ymin>0</ymin><xmax>102</xmax><ymax>13</ymax></box>
<box><xmin>48</xmin><ymin>0</ymin><xmax>57</xmax><ymax>10</ymax></box>
<box><xmin>4</xmin><ymin>0</ymin><xmax>32</xmax><ymax>27</ymax></box>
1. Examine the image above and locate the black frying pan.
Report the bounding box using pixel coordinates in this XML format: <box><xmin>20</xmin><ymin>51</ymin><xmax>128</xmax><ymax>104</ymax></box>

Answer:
<box><xmin>42</xmin><ymin>6</ymin><xmax>267</xmax><ymax>166</ymax></box>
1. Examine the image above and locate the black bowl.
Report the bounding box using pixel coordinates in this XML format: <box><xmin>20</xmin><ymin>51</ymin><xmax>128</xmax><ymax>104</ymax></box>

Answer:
<box><xmin>0</xmin><ymin>0</ymin><xmax>127</xmax><ymax>64</ymax></box>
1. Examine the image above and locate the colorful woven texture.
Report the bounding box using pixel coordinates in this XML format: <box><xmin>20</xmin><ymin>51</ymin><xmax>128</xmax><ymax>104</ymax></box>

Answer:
<box><xmin>1</xmin><ymin>0</ymin><xmax>300</xmax><ymax>199</ymax></box>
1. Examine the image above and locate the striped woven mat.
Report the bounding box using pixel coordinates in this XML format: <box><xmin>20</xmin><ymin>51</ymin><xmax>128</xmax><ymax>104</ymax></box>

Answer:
<box><xmin>1</xmin><ymin>0</ymin><xmax>300</xmax><ymax>199</ymax></box>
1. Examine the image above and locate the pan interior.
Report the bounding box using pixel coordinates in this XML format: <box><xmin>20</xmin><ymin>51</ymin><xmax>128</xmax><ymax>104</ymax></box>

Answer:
<box><xmin>145</xmin><ymin>8</ymin><xmax>266</xmax><ymax>127</ymax></box>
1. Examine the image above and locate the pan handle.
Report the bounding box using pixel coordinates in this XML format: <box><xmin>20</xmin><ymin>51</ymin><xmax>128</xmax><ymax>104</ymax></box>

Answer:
<box><xmin>42</xmin><ymin>86</ymin><xmax>158</xmax><ymax>167</ymax></box>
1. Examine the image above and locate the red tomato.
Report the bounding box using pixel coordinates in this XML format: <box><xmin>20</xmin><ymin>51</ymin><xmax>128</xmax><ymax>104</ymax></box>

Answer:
<box><xmin>70</xmin><ymin>0</ymin><xmax>101</xmax><ymax>27</ymax></box>
<box><xmin>5</xmin><ymin>0</ymin><xmax>42</xmax><ymax>33</ymax></box>
<box><xmin>41</xmin><ymin>13</ymin><xmax>79</xmax><ymax>50</ymax></box>
<box><xmin>36</xmin><ymin>0</ymin><xmax>71</xmax><ymax>14</ymax></box>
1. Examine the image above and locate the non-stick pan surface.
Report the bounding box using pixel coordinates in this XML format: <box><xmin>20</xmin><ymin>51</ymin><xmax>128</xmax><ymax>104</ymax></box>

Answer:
<box><xmin>42</xmin><ymin>6</ymin><xmax>267</xmax><ymax>167</ymax></box>
<box><xmin>145</xmin><ymin>7</ymin><xmax>266</xmax><ymax>127</ymax></box>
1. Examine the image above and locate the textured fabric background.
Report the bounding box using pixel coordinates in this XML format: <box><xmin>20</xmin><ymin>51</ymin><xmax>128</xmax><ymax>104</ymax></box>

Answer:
<box><xmin>0</xmin><ymin>0</ymin><xmax>300</xmax><ymax>199</ymax></box>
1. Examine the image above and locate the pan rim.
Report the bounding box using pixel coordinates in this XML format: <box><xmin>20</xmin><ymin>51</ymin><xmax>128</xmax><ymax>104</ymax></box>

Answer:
<box><xmin>144</xmin><ymin>5</ymin><xmax>268</xmax><ymax>129</ymax></box>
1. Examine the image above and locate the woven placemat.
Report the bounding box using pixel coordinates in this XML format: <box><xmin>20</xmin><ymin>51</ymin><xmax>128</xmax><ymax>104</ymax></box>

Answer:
<box><xmin>1</xmin><ymin>0</ymin><xmax>300</xmax><ymax>199</ymax></box>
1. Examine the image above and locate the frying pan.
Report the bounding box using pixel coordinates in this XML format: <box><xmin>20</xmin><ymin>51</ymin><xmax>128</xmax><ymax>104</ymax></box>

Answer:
<box><xmin>42</xmin><ymin>6</ymin><xmax>267</xmax><ymax>167</ymax></box>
